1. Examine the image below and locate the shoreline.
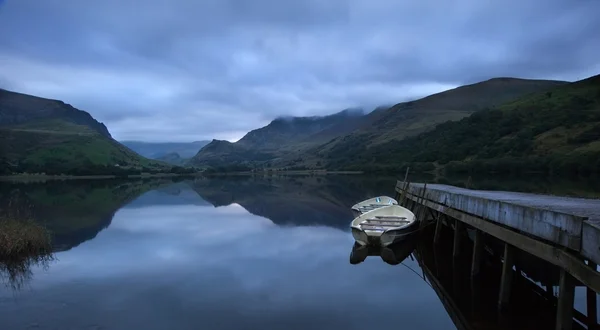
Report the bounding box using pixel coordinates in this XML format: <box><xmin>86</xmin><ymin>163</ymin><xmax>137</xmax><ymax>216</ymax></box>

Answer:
<box><xmin>0</xmin><ymin>170</ymin><xmax>365</xmax><ymax>182</ymax></box>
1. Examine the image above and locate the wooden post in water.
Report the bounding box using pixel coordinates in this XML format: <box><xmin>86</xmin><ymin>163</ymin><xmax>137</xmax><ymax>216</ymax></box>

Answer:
<box><xmin>453</xmin><ymin>218</ymin><xmax>463</xmax><ymax>258</ymax></box>
<box><xmin>397</xmin><ymin>167</ymin><xmax>410</xmax><ymax>206</ymax></box>
<box><xmin>471</xmin><ymin>230</ymin><xmax>484</xmax><ymax>277</ymax></box>
<box><xmin>498</xmin><ymin>243</ymin><xmax>515</xmax><ymax>311</ymax></box>
<box><xmin>587</xmin><ymin>262</ymin><xmax>598</xmax><ymax>328</ymax></box>
<box><xmin>402</xmin><ymin>167</ymin><xmax>410</xmax><ymax>186</ymax></box>
<box><xmin>398</xmin><ymin>180</ymin><xmax>409</xmax><ymax>206</ymax></box>
<box><xmin>434</xmin><ymin>214</ymin><xmax>444</xmax><ymax>244</ymax></box>
<box><xmin>416</xmin><ymin>184</ymin><xmax>428</xmax><ymax>227</ymax></box>
<box><xmin>556</xmin><ymin>268</ymin><xmax>575</xmax><ymax>330</ymax></box>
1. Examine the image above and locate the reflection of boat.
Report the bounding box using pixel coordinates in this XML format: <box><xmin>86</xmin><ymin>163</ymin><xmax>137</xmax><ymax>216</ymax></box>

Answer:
<box><xmin>351</xmin><ymin>205</ymin><xmax>418</xmax><ymax>247</ymax></box>
<box><xmin>349</xmin><ymin>236</ymin><xmax>417</xmax><ymax>265</ymax></box>
<box><xmin>380</xmin><ymin>237</ymin><xmax>417</xmax><ymax>265</ymax></box>
<box><xmin>349</xmin><ymin>242</ymin><xmax>380</xmax><ymax>264</ymax></box>
<box><xmin>351</xmin><ymin>196</ymin><xmax>398</xmax><ymax>216</ymax></box>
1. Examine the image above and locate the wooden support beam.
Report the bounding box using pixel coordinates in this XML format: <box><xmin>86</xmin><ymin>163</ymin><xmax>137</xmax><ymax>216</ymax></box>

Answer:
<box><xmin>556</xmin><ymin>268</ymin><xmax>575</xmax><ymax>330</ymax></box>
<box><xmin>588</xmin><ymin>262</ymin><xmax>598</xmax><ymax>329</ymax></box>
<box><xmin>471</xmin><ymin>230</ymin><xmax>484</xmax><ymax>278</ymax></box>
<box><xmin>453</xmin><ymin>219</ymin><xmax>463</xmax><ymax>258</ymax></box>
<box><xmin>498</xmin><ymin>243</ymin><xmax>515</xmax><ymax>311</ymax></box>
<box><xmin>434</xmin><ymin>215</ymin><xmax>443</xmax><ymax>244</ymax></box>
<box><xmin>401</xmin><ymin>190</ymin><xmax>600</xmax><ymax>294</ymax></box>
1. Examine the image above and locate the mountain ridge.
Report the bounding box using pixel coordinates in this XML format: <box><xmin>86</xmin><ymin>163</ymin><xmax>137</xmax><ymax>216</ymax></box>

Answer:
<box><xmin>0</xmin><ymin>88</ymin><xmax>111</xmax><ymax>138</ymax></box>
<box><xmin>190</xmin><ymin>108</ymin><xmax>369</xmax><ymax>166</ymax></box>
<box><xmin>191</xmin><ymin>76</ymin><xmax>569</xmax><ymax>169</ymax></box>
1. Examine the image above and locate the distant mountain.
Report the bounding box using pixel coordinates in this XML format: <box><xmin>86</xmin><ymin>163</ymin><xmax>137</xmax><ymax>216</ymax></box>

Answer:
<box><xmin>156</xmin><ymin>152</ymin><xmax>187</xmax><ymax>166</ymax></box>
<box><xmin>190</xmin><ymin>108</ymin><xmax>367</xmax><ymax>167</ymax></box>
<box><xmin>0</xmin><ymin>89</ymin><xmax>166</xmax><ymax>175</ymax></box>
<box><xmin>190</xmin><ymin>77</ymin><xmax>567</xmax><ymax>170</ymax></box>
<box><xmin>236</xmin><ymin>108</ymin><xmax>366</xmax><ymax>149</ymax></box>
<box><xmin>121</xmin><ymin>140</ymin><xmax>210</xmax><ymax>159</ymax></box>
<box><xmin>340</xmin><ymin>74</ymin><xmax>600</xmax><ymax>175</ymax></box>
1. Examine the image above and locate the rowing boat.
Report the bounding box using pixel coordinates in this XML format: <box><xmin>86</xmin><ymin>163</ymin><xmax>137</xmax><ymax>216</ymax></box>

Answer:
<box><xmin>351</xmin><ymin>196</ymin><xmax>398</xmax><ymax>216</ymax></box>
<box><xmin>350</xmin><ymin>204</ymin><xmax>418</xmax><ymax>247</ymax></box>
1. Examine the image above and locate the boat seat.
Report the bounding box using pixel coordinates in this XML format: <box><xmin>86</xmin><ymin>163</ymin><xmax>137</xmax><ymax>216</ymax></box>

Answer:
<box><xmin>363</xmin><ymin>219</ymin><xmax>410</xmax><ymax>225</ymax></box>
<box><xmin>373</xmin><ymin>216</ymin><xmax>407</xmax><ymax>220</ymax></box>
<box><xmin>359</xmin><ymin>219</ymin><xmax>410</xmax><ymax>231</ymax></box>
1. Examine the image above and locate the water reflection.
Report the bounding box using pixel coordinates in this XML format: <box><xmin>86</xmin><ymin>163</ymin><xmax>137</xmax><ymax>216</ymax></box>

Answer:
<box><xmin>0</xmin><ymin>253</ymin><xmax>55</xmax><ymax>291</ymax></box>
<box><xmin>0</xmin><ymin>175</ymin><xmax>595</xmax><ymax>329</ymax></box>
<box><xmin>349</xmin><ymin>236</ymin><xmax>417</xmax><ymax>265</ymax></box>
<box><xmin>1</xmin><ymin>175</ymin><xmax>460</xmax><ymax>330</ymax></box>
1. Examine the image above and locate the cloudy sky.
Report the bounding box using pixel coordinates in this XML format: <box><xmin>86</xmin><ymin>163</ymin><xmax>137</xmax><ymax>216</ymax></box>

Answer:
<box><xmin>1</xmin><ymin>0</ymin><xmax>599</xmax><ymax>142</ymax></box>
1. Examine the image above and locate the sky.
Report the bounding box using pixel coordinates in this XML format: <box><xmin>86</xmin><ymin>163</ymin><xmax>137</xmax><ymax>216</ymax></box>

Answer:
<box><xmin>0</xmin><ymin>0</ymin><xmax>599</xmax><ymax>142</ymax></box>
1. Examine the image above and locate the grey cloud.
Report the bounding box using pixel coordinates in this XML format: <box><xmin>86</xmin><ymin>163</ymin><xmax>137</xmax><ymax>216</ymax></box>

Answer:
<box><xmin>0</xmin><ymin>0</ymin><xmax>599</xmax><ymax>142</ymax></box>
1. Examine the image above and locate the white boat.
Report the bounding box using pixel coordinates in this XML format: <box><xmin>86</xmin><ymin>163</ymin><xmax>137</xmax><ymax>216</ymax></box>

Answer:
<box><xmin>351</xmin><ymin>196</ymin><xmax>398</xmax><ymax>216</ymax></box>
<box><xmin>350</xmin><ymin>205</ymin><xmax>418</xmax><ymax>247</ymax></box>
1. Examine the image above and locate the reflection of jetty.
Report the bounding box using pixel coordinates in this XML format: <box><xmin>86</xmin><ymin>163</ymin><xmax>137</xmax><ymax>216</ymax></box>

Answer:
<box><xmin>396</xmin><ymin>181</ymin><xmax>600</xmax><ymax>330</ymax></box>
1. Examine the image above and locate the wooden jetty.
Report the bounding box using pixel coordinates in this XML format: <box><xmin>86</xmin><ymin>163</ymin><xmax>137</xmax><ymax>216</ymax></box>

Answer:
<box><xmin>395</xmin><ymin>181</ymin><xmax>600</xmax><ymax>330</ymax></box>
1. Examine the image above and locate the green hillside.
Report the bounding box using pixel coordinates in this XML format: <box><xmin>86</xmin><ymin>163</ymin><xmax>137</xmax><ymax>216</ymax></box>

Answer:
<box><xmin>0</xmin><ymin>89</ymin><xmax>173</xmax><ymax>176</ymax></box>
<box><xmin>333</xmin><ymin>74</ymin><xmax>600</xmax><ymax>176</ymax></box>
<box><xmin>306</xmin><ymin>78</ymin><xmax>567</xmax><ymax>166</ymax></box>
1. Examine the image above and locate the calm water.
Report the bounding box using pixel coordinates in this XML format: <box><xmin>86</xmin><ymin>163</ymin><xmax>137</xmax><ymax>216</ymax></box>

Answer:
<box><xmin>0</xmin><ymin>175</ymin><xmax>598</xmax><ymax>330</ymax></box>
<box><xmin>0</xmin><ymin>176</ymin><xmax>455</xmax><ymax>330</ymax></box>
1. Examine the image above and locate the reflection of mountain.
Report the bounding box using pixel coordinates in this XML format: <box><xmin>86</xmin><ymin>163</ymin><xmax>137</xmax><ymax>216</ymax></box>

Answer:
<box><xmin>189</xmin><ymin>175</ymin><xmax>402</xmax><ymax>229</ymax></box>
<box><xmin>0</xmin><ymin>179</ymin><xmax>173</xmax><ymax>252</ymax></box>
<box><xmin>125</xmin><ymin>182</ymin><xmax>212</xmax><ymax>208</ymax></box>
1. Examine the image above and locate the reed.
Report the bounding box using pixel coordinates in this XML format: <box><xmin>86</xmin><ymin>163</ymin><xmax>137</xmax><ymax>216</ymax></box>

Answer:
<box><xmin>0</xmin><ymin>218</ymin><xmax>53</xmax><ymax>260</ymax></box>
<box><xmin>0</xmin><ymin>217</ymin><xmax>54</xmax><ymax>290</ymax></box>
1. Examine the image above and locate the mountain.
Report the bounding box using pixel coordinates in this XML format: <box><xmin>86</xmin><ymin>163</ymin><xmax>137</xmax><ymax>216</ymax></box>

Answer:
<box><xmin>307</xmin><ymin>77</ymin><xmax>568</xmax><ymax>167</ymax></box>
<box><xmin>333</xmin><ymin>74</ymin><xmax>600</xmax><ymax>175</ymax></box>
<box><xmin>121</xmin><ymin>140</ymin><xmax>210</xmax><ymax>159</ymax></box>
<box><xmin>236</xmin><ymin>108</ymin><xmax>366</xmax><ymax>149</ymax></box>
<box><xmin>190</xmin><ymin>108</ymin><xmax>366</xmax><ymax>166</ymax></box>
<box><xmin>0</xmin><ymin>89</ymin><xmax>166</xmax><ymax>175</ymax></box>
<box><xmin>156</xmin><ymin>152</ymin><xmax>186</xmax><ymax>165</ymax></box>
<box><xmin>190</xmin><ymin>77</ymin><xmax>567</xmax><ymax>169</ymax></box>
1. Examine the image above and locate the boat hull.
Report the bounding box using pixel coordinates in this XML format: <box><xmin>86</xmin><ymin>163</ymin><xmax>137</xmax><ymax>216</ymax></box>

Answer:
<box><xmin>351</xmin><ymin>222</ymin><xmax>419</xmax><ymax>247</ymax></box>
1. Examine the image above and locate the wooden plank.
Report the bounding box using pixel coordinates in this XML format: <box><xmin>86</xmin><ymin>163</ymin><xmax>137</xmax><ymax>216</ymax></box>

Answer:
<box><xmin>396</xmin><ymin>181</ymin><xmax>585</xmax><ymax>251</ymax></box>
<box><xmin>402</xmin><ymin>190</ymin><xmax>600</xmax><ymax>294</ymax></box>
<box><xmin>557</xmin><ymin>268</ymin><xmax>575</xmax><ymax>330</ymax></box>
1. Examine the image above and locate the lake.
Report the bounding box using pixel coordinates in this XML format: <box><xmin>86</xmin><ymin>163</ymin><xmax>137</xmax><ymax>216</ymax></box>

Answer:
<box><xmin>0</xmin><ymin>175</ymin><xmax>598</xmax><ymax>329</ymax></box>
